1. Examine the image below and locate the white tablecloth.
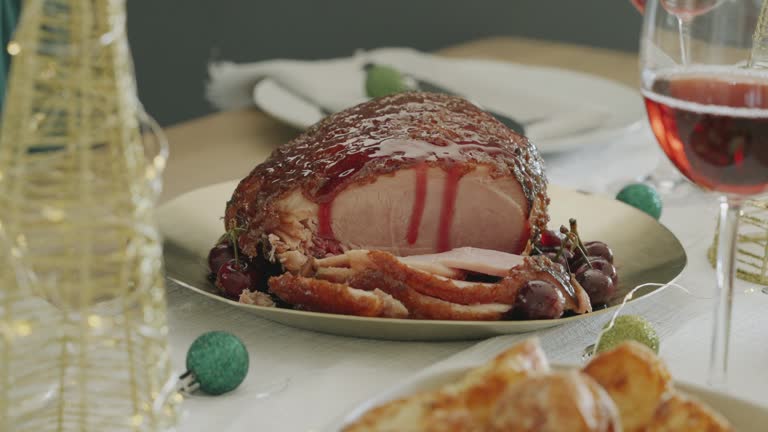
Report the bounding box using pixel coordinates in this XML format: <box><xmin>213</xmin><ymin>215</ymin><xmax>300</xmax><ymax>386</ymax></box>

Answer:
<box><xmin>167</xmin><ymin>125</ymin><xmax>768</xmax><ymax>432</ymax></box>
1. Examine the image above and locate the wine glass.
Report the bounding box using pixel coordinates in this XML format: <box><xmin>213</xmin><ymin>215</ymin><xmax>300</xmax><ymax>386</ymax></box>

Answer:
<box><xmin>662</xmin><ymin>0</ymin><xmax>725</xmax><ymax>64</ymax></box>
<box><xmin>632</xmin><ymin>0</ymin><xmax>725</xmax><ymax>196</ymax></box>
<box><xmin>640</xmin><ymin>0</ymin><xmax>768</xmax><ymax>388</ymax></box>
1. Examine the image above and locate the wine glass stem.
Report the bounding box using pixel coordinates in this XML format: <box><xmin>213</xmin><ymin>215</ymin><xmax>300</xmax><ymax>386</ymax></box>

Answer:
<box><xmin>709</xmin><ymin>196</ymin><xmax>741</xmax><ymax>389</ymax></box>
<box><xmin>677</xmin><ymin>16</ymin><xmax>692</xmax><ymax>65</ymax></box>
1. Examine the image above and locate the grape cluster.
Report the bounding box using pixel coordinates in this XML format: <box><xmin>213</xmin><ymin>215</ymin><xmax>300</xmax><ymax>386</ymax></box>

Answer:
<box><xmin>208</xmin><ymin>235</ymin><xmax>266</xmax><ymax>300</ymax></box>
<box><xmin>534</xmin><ymin>221</ymin><xmax>618</xmax><ymax>310</ymax></box>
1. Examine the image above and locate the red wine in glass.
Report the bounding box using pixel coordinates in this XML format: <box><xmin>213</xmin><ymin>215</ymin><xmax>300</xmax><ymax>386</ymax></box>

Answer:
<box><xmin>632</xmin><ymin>0</ymin><xmax>721</xmax><ymax>16</ymax></box>
<box><xmin>661</xmin><ymin>0</ymin><xmax>722</xmax><ymax>18</ymax></box>
<box><xmin>643</xmin><ymin>69</ymin><xmax>768</xmax><ymax>196</ymax></box>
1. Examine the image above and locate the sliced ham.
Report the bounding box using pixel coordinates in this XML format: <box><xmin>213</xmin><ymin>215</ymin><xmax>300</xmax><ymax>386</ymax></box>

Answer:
<box><xmin>399</xmin><ymin>247</ymin><xmax>525</xmax><ymax>277</ymax></box>
<box><xmin>269</xmin><ymin>274</ymin><xmax>407</xmax><ymax>318</ymax></box>
<box><xmin>347</xmin><ymin>271</ymin><xmax>512</xmax><ymax>321</ymax></box>
<box><xmin>364</xmin><ymin>250</ymin><xmax>521</xmax><ymax>305</ymax></box>
<box><xmin>273</xmin><ymin>248</ymin><xmax>591</xmax><ymax>316</ymax></box>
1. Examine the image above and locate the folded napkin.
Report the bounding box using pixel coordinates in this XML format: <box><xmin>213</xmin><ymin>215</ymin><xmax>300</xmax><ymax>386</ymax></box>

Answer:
<box><xmin>207</xmin><ymin>47</ymin><xmax>612</xmax><ymax>142</ymax></box>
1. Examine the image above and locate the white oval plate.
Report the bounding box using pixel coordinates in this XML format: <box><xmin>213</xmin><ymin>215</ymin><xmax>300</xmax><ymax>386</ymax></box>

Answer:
<box><xmin>253</xmin><ymin>53</ymin><xmax>644</xmax><ymax>154</ymax></box>
<box><xmin>158</xmin><ymin>180</ymin><xmax>686</xmax><ymax>341</ymax></box>
<box><xmin>331</xmin><ymin>365</ymin><xmax>768</xmax><ymax>431</ymax></box>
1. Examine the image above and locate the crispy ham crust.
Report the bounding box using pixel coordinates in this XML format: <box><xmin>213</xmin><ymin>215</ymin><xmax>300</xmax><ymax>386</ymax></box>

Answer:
<box><xmin>265</xmin><ymin>248</ymin><xmax>591</xmax><ymax>320</ymax></box>
<box><xmin>268</xmin><ymin>274</ymin><xmax>407</xmax><ymax>318</ymax></box>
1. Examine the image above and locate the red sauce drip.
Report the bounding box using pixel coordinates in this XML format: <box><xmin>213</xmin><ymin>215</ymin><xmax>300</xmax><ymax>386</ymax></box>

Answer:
<box><xmin>437</xmin><ymin>166</ymin><xmax>462</xmax><ymax>252</ymax></box>
<box><xmin>317</xmin><ymin>202</ymin><xmax>334</xmax><ymax>239</ymax></box>
<box><xmin>406</xmin><ymin>164</ymin><xmax>428</xmax><ymax>245</ymax></box>
<box><xmin>315</xmin><ymin>150</ymin><xmax>375</xmax><ymax>201</ymax></box>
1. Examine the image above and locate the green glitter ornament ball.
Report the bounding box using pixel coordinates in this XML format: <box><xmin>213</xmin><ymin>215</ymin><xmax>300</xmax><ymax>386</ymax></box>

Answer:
<box><xmin>595</xmin><ymin>315</ymin><xmax>660</xmax><ymax>354</ymax></box>
<box><xmin>616</xmin><ymin>183</ymin><xmax>663</xmax><ymax>220</ymax></box>
<box><xmin>186</xmin><ymin>331</ymin><xmax>249</xmax><ymax>395</ymax></box>
<box><xmin>365</xmin><ymin>65</ymin><xmax>411</xmax><ymax>98</ymax></box>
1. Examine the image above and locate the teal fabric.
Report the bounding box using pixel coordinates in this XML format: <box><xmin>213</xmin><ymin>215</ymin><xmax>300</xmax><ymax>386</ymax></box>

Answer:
<box><xmin>1</xmin><ymin>0</ymin><xmax>21</xmax><ymax>112</ymax></box>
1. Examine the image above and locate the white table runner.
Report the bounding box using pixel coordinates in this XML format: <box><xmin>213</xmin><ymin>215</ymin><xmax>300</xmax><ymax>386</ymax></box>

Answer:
<box><xmin>168</xmin><ymin>125</ymin><xmax>768</xmax><ymax>432</ymax></box>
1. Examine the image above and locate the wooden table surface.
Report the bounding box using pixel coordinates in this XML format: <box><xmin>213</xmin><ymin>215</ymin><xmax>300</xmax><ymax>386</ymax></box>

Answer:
<box><xmin>160</xmin><ymin>37</ymin><xmax>639</xmax><ymax>203</ymax></box>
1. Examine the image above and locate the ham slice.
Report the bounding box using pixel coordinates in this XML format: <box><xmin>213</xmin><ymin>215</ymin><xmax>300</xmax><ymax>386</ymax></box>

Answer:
<box><xmin>399</xmin><ymin>247</ymin><xmax>525</xmax><ymax>277</ymax></box>
<box><xmin>269</xmin><ymin>274</ymin><xmax>408</xmax><ymax>318</ymax></box>
<box><xmin>269</xmin><ymin>248</ymin><xmax>591</xmax><ymax>318</ymax></box>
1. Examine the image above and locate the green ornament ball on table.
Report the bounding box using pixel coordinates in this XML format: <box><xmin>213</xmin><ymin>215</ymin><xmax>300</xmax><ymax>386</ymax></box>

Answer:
<box><xmin>616</xmin><ymin>183</ymin><xmax>663</xmax><ymax>220</ymax></box>
<box><xmin>184</xmin><ymin>331</ymin><xmax>249</xmax><ymax>395</ymax></box>
<box><xmin>595</xmin><ymin>315</ymin><xmax>660</xmax><ymax>354</ymax></box>
<box><xmin>365</xmin><ymin>64</ymin><xmax>412</xmax><ymax>98</ymax></box>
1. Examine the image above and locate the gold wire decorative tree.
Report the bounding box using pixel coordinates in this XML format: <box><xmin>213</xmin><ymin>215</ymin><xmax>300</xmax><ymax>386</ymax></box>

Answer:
<box><xmin>708</xmin><ymin>199</ymin><xmax>768</xmax><ymax>289</ymax></box>
<box><xmin>0</xmin><ymin>0</ymin><xmax>180</xmax><ymax>430</ymax></box>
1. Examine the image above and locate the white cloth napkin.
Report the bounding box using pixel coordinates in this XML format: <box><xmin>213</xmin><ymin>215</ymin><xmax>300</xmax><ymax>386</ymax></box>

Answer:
<box><xmin>206</xmin><ymin>47</ymin><xmax>612</xmax><ymax>142</ymax></box>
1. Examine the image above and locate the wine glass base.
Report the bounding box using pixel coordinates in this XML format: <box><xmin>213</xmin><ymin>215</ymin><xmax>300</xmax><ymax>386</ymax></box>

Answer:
<box><xmin>637</xmin><ymin>173</ymin><xmax>701</xmax><ymax>202</ymax></box>
<box><xmin>639</xmin><ymin>174</ymin><xmax>682</xmax><ymax>194</ymax></box>
<box><xmin>635</xmin><ymin>151</ymin><xmax>698</xmax><ymax>199</ymax></box>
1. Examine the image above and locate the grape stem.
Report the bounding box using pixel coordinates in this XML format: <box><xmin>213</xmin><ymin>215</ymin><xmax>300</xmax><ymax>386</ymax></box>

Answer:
<box><xmin>569</xmin><ymin>218</ymin><xmax>593</xmax><ymax>269</ymax></box>
<box><xmin>555</xmin><ymin>225</ymin><xmax>568</xmax><ymax>260</ymax></box>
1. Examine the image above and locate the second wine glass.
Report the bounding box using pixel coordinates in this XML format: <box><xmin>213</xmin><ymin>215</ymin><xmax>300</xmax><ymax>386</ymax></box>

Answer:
<box><xmin>640</xmin><ymin>0</ymin><xmax>768</xmax><ymax>388</ymax></box>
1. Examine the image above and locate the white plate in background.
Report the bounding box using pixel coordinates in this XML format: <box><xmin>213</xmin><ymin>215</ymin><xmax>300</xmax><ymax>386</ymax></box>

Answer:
<box><xmin>253</xmin><ymin>53</ymin><xmax>644</xmax><ymax>154</ymax></box>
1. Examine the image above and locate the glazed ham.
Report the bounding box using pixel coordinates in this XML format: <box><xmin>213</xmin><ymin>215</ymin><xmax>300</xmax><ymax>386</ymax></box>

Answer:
<box><xmin>225</xmin><ymin>92</ymin><xmax>591</xmax><ymax>320</ymax></box>
<box><xmin>227</xmin><ymin>93</ymin><xmax>547</xmax><ymax>265</ymax></box>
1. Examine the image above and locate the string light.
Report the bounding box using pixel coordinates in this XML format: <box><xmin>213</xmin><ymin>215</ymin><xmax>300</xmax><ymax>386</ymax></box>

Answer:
<box><xmin>87</xmin><ymin>315</ymin><xmax>102</xmax><ymax>328</ymax></box>
<box><xmin>7</xmin><ymin>41</ymin><xmax>20</xmax><ymax>56</ymax></box>
<box><xmin>13</xmin><ymin>321</ymin><xmax>31</xmax><ymax>337</ymax></box>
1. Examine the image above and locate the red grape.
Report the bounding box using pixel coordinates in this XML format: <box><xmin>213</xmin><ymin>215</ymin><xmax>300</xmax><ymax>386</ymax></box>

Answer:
<box><xmin>208</xmin><ymin>241</ymin><xmax>235</xmax><ymax>274</ymax></box>
<box><xmin>514</xmin><ymin>280</ymin><xmax>565</xmax><ymax>320</ymax></box>
<box><xmin>216</xmin><ymin>260</ymin><xmax>256</xmax><ymax>299</ymax></box>
<box><xmin>576</xmin><ymin>269</ymin><xmax>616</xmax><ymax>306</ymax></box>
<box><xmin>584</xmin><ymin>241</ymin><xmax>613</xmax><ymax>264</ymax></box>
<box><xmin>576</xmin><ymin>258</ymin><xmax>618</xmax><ymax>285</ymax></box>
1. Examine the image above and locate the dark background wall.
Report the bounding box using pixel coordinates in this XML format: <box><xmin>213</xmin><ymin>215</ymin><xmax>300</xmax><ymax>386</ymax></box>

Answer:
<box><xmin>126</xmin><ymin>0</ymin><xmax>642</xmax><ymax>126</ymax></box>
